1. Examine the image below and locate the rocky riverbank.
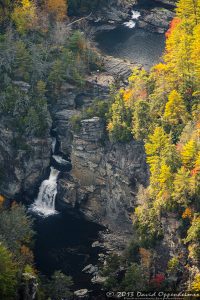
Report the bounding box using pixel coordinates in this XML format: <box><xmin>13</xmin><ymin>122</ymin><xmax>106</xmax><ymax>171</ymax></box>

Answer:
<box><xmin>87</xmin><ymin>0</ymin><xmax>175</xmax><ymax>34</ymax></box>
<box><xmin>137</xmin><ymin>5</ymin><xmax>174</xmax><ymax>33</ymax></box>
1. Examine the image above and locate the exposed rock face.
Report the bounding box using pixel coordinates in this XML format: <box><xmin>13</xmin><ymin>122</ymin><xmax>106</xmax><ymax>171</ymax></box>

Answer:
<box><xmin>103</xmin><ymin>55</ymin><xmax>137</xmax><ymax>79</ymax></box>
<box><xmin>90</xmin><ymin>0</ymin><xmax>176</xmax><ymax>34</ymax></box>
<box><xmin>52</xmin><ymin>56</ymin><xmax>136</xmax><ymax>156</ymax></box>
<box><xmin>51</xmin><ymin>83</ymin><xmax>77</xmax><ymax>155</ymax></box>
<box><xmin>138</xmin><ymin>7</ymin><xmax>175</xmax><ymax>33</ymax></box>
<box><xmin>54</xmin><ymin>109</ymin><xmax>76</xmax><ymax>155</ymax></box>
<box><xmin>0</xmin><ymin>118</ymin><xmax>51</xmax><ymax>199</ymax></box>
<box><xmin>58</xmin><ymin>117</ymin><xmax>149</xmax><ymax>234</ymax></box>
<box><xmin>89</xmin><ymin>0</ymin><xmax>136</xmax><ymax>25</ymax></box>
<box><xmin>152</xmin><ymin>213</ymin><xmax>189</xmax><ymax>288</ymax></box>
<box><xmin>154</xmin><ymin>0</ymin><xmax>176</xmax><ymax>6</ymax></box>
<box><xmin>51</xmin><ymin>57</ymin><xmax>147</xmax><ymax>248</ymax></box>
<box><xmin>137</xmin><ymin>0</ymin><xmax>176</xmax><ymax>34</ymax></box>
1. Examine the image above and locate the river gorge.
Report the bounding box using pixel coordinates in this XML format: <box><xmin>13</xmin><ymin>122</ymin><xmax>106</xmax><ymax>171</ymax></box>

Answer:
<box><xmin>0</xmin><ymin>0</ymin><xmax>180</xmax><ymax>299</ymax></box>
<box><xmin>26</xmin><ymin>1</ymin><xmax>175</xmax><ymax>297</ymax></box>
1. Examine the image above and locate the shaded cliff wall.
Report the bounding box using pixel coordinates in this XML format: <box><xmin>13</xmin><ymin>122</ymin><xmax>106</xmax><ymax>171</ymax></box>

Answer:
<box><xmin>0</xmin><ymin>116</ymin><xmax>51</xmax><ymax>199</ymax></box>
<box><xmin>58</xmin><ymin>117</ymin><xmax>149</xmax><ymax>233</ymax></box>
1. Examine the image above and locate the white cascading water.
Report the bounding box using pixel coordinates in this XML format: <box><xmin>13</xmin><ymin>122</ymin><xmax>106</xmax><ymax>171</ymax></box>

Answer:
<box><xmin>30</xmin><ymin>138</ymin><xmax>60</xmax><ymax>217</ymax></box>
<box><xmin>30</xmin><ymin>167</ymin><xmax>60</xmax><ymax>217</ymax></box>
<box><xmin>124</xmin><ymin>10</ymin><xmax>141</xmax><ymax>28</ymax></box>
<box><xmin>52</xmin><ymin>155</ymin><xmax>69</xmax><ymax>166</ymax></box>
<box><xmin>52</xmin><ymin>137</ymin><xmax>57</xmax><ymax>153</ymax></box>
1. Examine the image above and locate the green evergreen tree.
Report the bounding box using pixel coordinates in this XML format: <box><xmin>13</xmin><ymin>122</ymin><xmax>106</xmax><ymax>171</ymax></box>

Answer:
<box><xmin>0</xmin><ymin>243</ymin><xmax>18</xmax><ymax>300</ymax></box>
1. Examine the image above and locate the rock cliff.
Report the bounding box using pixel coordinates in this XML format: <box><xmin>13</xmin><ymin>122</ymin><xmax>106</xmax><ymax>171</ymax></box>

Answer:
<box><xmin>58</xmin><ymin>117</ymin><xmax>148</xmax><ymax>234</ymax></box>
<box><xmin>50</xmin><ymin>56</ymin><xmax>148</xmax><ymax>238</ymax></box>
<box><xmin>138</xmin><ymin>6</ymin><xmax>174</xmax><ymax>33</ymax></box>
<box><xmin>0</xmin><ymin>116</ymin><xmax>51</xmax><ymax>200</ymax></box>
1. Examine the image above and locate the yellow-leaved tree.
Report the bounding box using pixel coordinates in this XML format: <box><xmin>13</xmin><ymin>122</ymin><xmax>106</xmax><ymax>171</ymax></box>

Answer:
<box><xmin>191</xmin><ymin>24</ymin><xmax>200</xmax><ymax>86</ymax></box>
<box><xmin>163</xmin><ymin>90</ymin><xmax>189</xmax><ymax>125</ymax></box>
<box><xmin>11</xmin><ymin>0</ymin><xmax>38</xmax><ymax>34</ymax></box>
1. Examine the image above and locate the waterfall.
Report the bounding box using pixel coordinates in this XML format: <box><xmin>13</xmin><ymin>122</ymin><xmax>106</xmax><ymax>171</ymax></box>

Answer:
<box><xmin>52</xmin><ymin>155</ymin><xmax>70</xmax><ymax>166</ymax></box>
<box><xmin>29</xmin><ymin>136</ymin><xmax>60</xmax><ymax>217</ymax></box>
<box><xmin>52</xmin><ymin>137</ymin><xmax>57</xmax><ymax>153</ymax></box>
<box><xmin>29</xmin><ymin>135</ymin><xmax>71</xmax><ymax>217</ymax></box>
<box><xmin>30</xmin><ymin>167</ymin><xmax>60</xmax><ymax>217</ymax></box>
<box><xmin>124</xmin><ymin>10</ymin><xmax>141</xmax><ymax>28</ymax></box>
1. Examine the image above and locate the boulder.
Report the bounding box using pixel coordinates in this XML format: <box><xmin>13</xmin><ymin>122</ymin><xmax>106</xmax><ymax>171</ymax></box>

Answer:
<box><xmin>138</xmin><ymin>7</ymin><xmax>175</xmax><ymax>33</ymax></box>
<box><xmin>82</xmin><ymin>264</ymin><xmax>98</xmax><ymax>274</ymax></box>
<box><xmin>91</xmin><ymin>275</ymin><xmax>107</xmax><ymax>284</ymax></box>
<box><xmin>74</xmin><ymin>289</ymin><xmax>89</xmax><ymax>298</ymax></box>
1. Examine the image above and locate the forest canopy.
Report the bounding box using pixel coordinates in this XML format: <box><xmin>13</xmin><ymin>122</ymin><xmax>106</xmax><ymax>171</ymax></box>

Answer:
<box><xmin>105</xmin><ymin>0</ymin><xmax>200</xmax><ymax>291</ymax></box>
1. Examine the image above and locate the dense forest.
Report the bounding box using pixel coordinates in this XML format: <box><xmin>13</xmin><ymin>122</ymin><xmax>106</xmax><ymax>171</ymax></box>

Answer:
<box><xmin>0</xmin><ymin>0</ymin><xmax>200</xmax><ymax>299</ymax></box>
<box><xmin>103</xmin><ymin>0</ymin><xmax>200</xmax><ymax>292</ymax></box>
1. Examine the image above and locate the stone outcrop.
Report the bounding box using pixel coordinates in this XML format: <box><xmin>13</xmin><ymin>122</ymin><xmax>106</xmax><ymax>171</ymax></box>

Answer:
<box><xmin>103</xmin><ymin>55</ymin><xmax>138</xmax><ymax>79</ymax></box>
<box><xmin>152</xmin><ymin>212</ymin><xmax>189</xmax><ymax>288</ymax></box>
<box><xmin>51</xmin><ymin>56</ymin><xmax>146</xmax><ymax>251</ymax></box>
<box><xmin>58</xmin><ymin>116</ymin><xmax>149</xmax><ymax>235</ymax></box>
<box><xmin>90</xmin><ymin>0</ymin><xmax>176</xmax><ymax>35</ymax></box>
<box><xmin>138</xmin><ymin>7</ymin><xmax>175</xmax><ymax>33</ymax></box>
<box><xmin>0</xmin><ymin>117</ymin><xmax>51</xmax><ymax>199</ymax></box>
<box><xmin>51</xmin><ymin>55</ymin><xmax>136</xmax><ymax>156</ymax></box>
<box><xmin>88</xmin><ymin>0</ymin><xmax>137</xmax><ymax>26</ymax></box>
<box><xmin>154</xmin><ymin>0</ymin><xmax>176</xmax><ymax>6</ymax></box>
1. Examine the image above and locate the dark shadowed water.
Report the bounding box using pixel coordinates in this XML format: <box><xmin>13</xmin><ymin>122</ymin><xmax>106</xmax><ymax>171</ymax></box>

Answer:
<box><xmin>96</xmin><ymin>26</ymin><xmax>165</xmax><ymax>69</ymax></box>
<box><xmin>32</xmin><ymin>210</ymin><xmax>103</xmax><ymax>290</ymax></box>
<box><xmin>95</xmin><ymin>0</ymin><xmax>170</xmax><ymax>69</ymax></box>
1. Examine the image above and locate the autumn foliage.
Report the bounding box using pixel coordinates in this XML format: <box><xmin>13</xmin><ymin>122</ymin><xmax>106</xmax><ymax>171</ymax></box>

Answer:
<box><xmin>150</xmin><ymin>274</ymin><xmax>165</xmax><ymax>288</ymax></box>
<box><xmin>0</xmin><ymin>195</ymin><xmax>5</xmax><ymax>206</ymax></box>
<box><xmin>182</xmin><ymin>207</ymin><xmax>193</xmax><ymax>220</ymax></box>
<box><xmin>165</xmin><ymin>17</ymin><xmax>181</xmax><ymax>38</ymax></box>
<box><xmin>45</xmin><ymin>0</ymin><xmax>67</xmax><ymax>21</ymax></box>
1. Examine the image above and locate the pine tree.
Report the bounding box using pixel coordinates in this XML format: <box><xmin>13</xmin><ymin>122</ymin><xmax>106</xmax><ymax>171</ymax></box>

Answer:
<box><xmin>154</xmin><ymin>163</ymin><xmax>174</xmax><ymax>209</ymax></box>
<box><xmin>0</xmin><ymin>244</ymin><xmax>18</xmax><ymax>300</ymax></box>
<box><xmin>191</xmin><ymin>24</ymin><xmax>200</xmax><ymax>86</ymax></box>
<box><xmin>173</xmin><ymin>166</ymin><xmax>191</xmax><ymax>206</ymax></box>
<box><xmin>180</xmin><ymin>139</ymin><xmax>198</xmax><ymax>168</ymax></box>
<box><xmin>145</xmin><ymin>127</ymin><xmax>175</xmax><ymax>171</ymax></box>
<box><xmin>132</xmin><ymin>100</ymin><xmax>151</xmax><ymax>141</ymax></box>
<box><xmin>163</xmin><ymin>90</ymin><xmax>189</xmax><ymax>125</ymax></box>
<box><xmin>176</xmin><ymin>0</ymin><xmax>200</xmax><ymax>24</ymax></box>
<box><xmin>107</xmin><ymin>91</ymin><xmax>132</xmax><ymax>142</ymax></box>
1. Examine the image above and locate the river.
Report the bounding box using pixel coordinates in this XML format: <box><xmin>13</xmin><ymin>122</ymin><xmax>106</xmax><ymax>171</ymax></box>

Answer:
<box><xmin>95</xmin><ymin>0</ymin><xmax>170</xmax><ymax>69</ymax></box>
<box><xmin>33</xmin><ymin>211</ymin><xmax>103</xmax><ymax>290</ymax></box>
<box><xmin>31</xmin><ymin>1</ymin><xmax>168</xmax><ymax>295</ymax></box>
<box><xmin>29</xmin><ymin>134</ymin><xmax>104</xmax><ymax>294</ymax></box>
<box><xmin>95</xmin><ymin>27</ymin><xmax>165</xmax><ymax>69</ymax></box>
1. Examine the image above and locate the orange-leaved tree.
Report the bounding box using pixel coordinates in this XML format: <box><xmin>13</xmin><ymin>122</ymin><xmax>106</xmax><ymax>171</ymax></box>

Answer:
<box><xmin>45</xmin><ymin>0</ymin><xmax>68</xmax><ymax>21</ymax></box>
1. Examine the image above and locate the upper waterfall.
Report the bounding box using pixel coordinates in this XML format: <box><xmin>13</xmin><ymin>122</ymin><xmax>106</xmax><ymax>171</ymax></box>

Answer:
<box><xmin>123</xmin><ymin>10</ymin><xmax>141</xmax><ymax>28</ymax></box>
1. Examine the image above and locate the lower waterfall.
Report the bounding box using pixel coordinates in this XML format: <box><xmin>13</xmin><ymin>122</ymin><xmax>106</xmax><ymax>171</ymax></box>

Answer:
<box><xmin>30</xmin><ymin>167</ymin><xmax>60</xmax><ymax>217</ymax></box>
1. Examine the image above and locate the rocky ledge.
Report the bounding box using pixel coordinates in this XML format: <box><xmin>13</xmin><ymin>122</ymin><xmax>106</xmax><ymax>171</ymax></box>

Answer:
<box><xmin>88</xmin><ymin>0</ymin><xmax>137</xmax><ymax>32</ymax></box>
<box><xmin>89</xmin><ymin>0</ymin><xmax>176</xmax><ymax>35</ymax></box>
<box><xmin>138</xmin><ymin>6</ymin><xmax>175</xmax><ymax>33</ymax></box>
